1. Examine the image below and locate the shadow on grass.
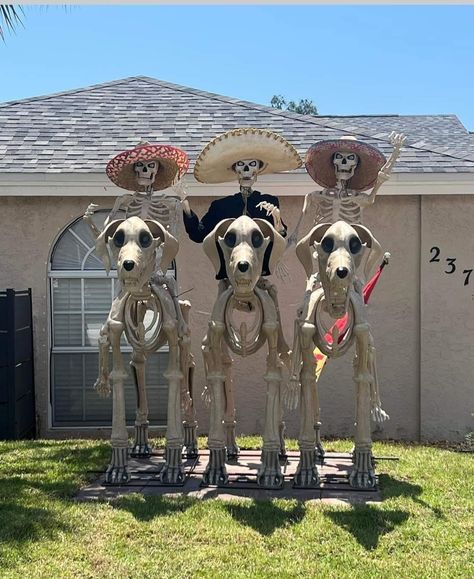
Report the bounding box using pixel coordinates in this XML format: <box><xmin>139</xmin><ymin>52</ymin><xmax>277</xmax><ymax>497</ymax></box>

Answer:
<box><xmin>225</xmin><ymin>500</ymin><xmax>306</xmax><ymax>536</ymax></box>
<box><xmin>380</xmin><ymin>474</ymin><xmax>444</xmax><ymax>518</ymax></box>
<box><xmin>0</xmin><ymin>501</ymin><xmax>70</xmax><ymax>549</ymax></box>
<box><xmin>326</xmin><ymin>505</ymin><xmax>409</xmax><ymax>550</ymax></box>
<box><xmin>111</xmin><ymin>494</ymin><xmax>196</xmax><ymax>521</ymax></box>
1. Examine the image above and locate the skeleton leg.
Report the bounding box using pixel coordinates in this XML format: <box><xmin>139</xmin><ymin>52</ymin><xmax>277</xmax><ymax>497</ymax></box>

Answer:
<box><xmin>94</xmin><ymin>322</ymin><xmax>112</xmax><ymax>397</ymax></box>
<box><xmin>349</xmin><ymin>321</ymin><xmax>376</xmax><ymax>489</ymax></box>
<box><xmin>294</xmin><ymin>322</ymin><xmax>320</xmax><ymax>487</ymax></box>
<box><xmin>105</xmin><ymin>319</ymin><xmax>130</xmax><ymax>485</ymax></box>
<box><xmin>368</xmin><ymin>334</ymin><xmax>389</xmax><ymax>425</ymax></box>
<box><xmin>256</xmin><ymin>287</ymin><xmax>284</xmax><ymax>488</ymax></box>
<box><xmin>156</xmin><ymin>288</ymin><xmax>185</xmax><ymax>484</ymax></box>
<box><xmin>258</xmin><ymin>279</ymin><xmax>290</xmax><ymax>458</ymax></box>
<box><xmin>222</xmin><ymin>342</ymin><xmax>239</xmax><ymax>459</ymax></box>
<box><xmin>180</xmin><ymin>300</ymin><xmax>199</xmax><ymax>458</ymax></box>
<box><xmin>129</xmin><ymin>301</ymin><xmax>151</xmax><ymax>458</ymax></box>
<box><xmin>202</xmin><ymin>320</ymin><xmax>228</xmax><ymax>486</ymax></box>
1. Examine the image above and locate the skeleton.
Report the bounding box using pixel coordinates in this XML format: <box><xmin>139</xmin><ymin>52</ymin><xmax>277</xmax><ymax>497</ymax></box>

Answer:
<box><xmin>287</xmin><ymin>133</ymin><xmax>406</xmax><ymax>246</ymax></box>
<box><xmin>291</xmin><ymin>220</ymin><xmax>389</xmax><ymax>488</ymax></box>
<box><xmin>83</xmin><ymin>156</ymin><xmax>187</xmax><ymax>337</ymax></box>
<box><xmin>94</xmin><ymin>217</ymin><xmax>197</xmax><ymax>484</ymax></box>
<box><xmin>200</xmin><ymin>216</ymin><xmax>290</xmax><ymax>488</ymax></box>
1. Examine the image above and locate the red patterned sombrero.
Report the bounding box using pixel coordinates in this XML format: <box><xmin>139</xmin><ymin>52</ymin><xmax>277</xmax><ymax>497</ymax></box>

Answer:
<box><xmin>106</xmin><ymin>142</ymin><xmax>189</xmax><ymax>192</ymax></box>
<box><xmin>305</xmin><ymin>136</ymin><xmax>386</xmax><ymax>192</ymax></box>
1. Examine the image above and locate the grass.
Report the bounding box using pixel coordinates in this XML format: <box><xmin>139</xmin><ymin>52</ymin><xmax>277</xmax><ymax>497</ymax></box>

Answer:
<box><xmin>0</xmin><ymin>438</ymin><xmax>472</xmax><ymax>578</ymax></box>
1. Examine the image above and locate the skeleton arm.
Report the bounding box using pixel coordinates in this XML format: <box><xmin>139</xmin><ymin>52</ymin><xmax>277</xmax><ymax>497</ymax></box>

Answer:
<box><xmin>104</xmin><ymin>193</ymin><xmax>134</xmax><ymax>226</ymax></box>
<box><xmin>286</xmin><ymin>191</ymin><xmax>322</xmax><ymax>248</ymax></box>
<box><xmin>357</xmin><ymin>132</ymin><xmax>406</xmax><ymax>208</ymax></box>
<box><xmin>82</xmin><ymin>204</ymin><xmax>102</xmax><ymax>239</ymax></box>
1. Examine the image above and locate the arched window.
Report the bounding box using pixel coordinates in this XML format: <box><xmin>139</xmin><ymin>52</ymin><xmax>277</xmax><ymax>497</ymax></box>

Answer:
<box><xmin>49</xmin><ymin>210</ymin><xmax>173</xmax><ymax>427</ymax></box>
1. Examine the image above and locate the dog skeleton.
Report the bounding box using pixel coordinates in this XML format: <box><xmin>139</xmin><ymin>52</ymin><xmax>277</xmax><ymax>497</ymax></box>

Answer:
<box><xmin>201</xmin><ymin>216</ymin><xmax>291</xmax><ymax>488</ymax></box>
<box><xmin>291</xmin><ymin>220</ymin><xmax>389</xmax><ymax>489</ymax></box>
<box><xmin>94</xmin><ymin>217</ymin><xmax>197</xmax><ymax>484</ymax></box>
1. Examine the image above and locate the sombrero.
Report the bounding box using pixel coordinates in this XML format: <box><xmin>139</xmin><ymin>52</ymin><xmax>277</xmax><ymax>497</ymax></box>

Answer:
<box><xmin>194</xmin><ymin>128</ymin><xmax>302</xmax><ymax>184</ymax></box>
<box><xmin>305</xmin><ymin>136</ymin><xmax>386</xmax><ymax>191</ymax></box>
<box><xmin>106</xmin><ymin>142</ymin><xmax>189</xmax><ymax>192</ymax></box>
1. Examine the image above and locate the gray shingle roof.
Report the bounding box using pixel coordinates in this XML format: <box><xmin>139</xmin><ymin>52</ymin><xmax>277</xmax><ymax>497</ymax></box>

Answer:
<box><xmin>1</xmin><ymin>75</ymin><xmax>474</xmax><ymax>174</ymax></box>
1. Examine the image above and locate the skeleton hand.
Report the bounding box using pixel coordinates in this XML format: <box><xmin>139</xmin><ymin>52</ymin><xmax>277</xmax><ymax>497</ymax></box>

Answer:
<box><xmin>256</xmin><ymin>201</ymin><xmax>283</xmax><ymax>232</ymax></box>
<box><xmin>389</xmin><ymin>131</ymin><xmax>406</xmax><ymax>152</ymax></box>
<box><xmin>283</xmin><ymin>377</ymin><xmax>301</xmax><ymax>411</ymax></box>
<box><xmin>84</xmin><ymin>203</ymin><xmax>99</xmax><ymax>218</ymax></box>
<box><xmin>275</xmin><ymin>260</ymin><xmax>292</xmax><ymax>284</ymax></box>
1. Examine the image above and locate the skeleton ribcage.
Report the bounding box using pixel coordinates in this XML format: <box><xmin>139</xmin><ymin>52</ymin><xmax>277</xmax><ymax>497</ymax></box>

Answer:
<box><xmin>313</xmin><ymin>192</ymin><xmax>363</xmax><ymax>225</ymax></box>
<box><xmin>125</xmin><ymin>195</ymin><xmax>181</xmax><ymax>238</ymax></box>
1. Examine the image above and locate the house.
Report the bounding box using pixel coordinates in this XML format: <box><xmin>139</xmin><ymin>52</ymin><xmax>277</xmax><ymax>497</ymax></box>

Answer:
<box><xmin>0</xmin><ymin>75</ymin><xmax>473</xmax><ymax>441</ymax></box>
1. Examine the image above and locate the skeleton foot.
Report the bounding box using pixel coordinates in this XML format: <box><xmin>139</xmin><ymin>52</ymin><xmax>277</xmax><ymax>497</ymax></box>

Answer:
<box><xmin>183</xmin><ymin>422</ymin><xmax>199</xmax><ymax>459</ymax></box>
<box><xmin>294</xmin><ymin>449</ymin><xmax>320</xmax><ymax>488</ymax></box>
<box><xmin>104</xmin><ymin>447</ymin><xmax>130</xmax><ymax>485</ymax></box>
<box><xmin>159</xmin><ymin>447</ymin><xmax>185</xmax><ymax>484</ymax></box>
<box><xmin>201</xmin><ymin>448</ymin><xmax>228</xmax><ymax>486</ymax></box>
<box><xmin>225</xmin><ymin>422</ymin><xmax>240</xmax><ymax>460</ymax></box>
<box><xmin>257</xmin><ymin>450</ymin><xmax>284</xmax><ymax>489</ymax></box>
<box><xmin>349</xmin><ymin>448</ymin><xmax>376</xmax><ymax>489</ymax></box>
<box><xmin>130</xmin><ymin>422</ymin><xmax>152</xmax><ymax>458</ymax></box>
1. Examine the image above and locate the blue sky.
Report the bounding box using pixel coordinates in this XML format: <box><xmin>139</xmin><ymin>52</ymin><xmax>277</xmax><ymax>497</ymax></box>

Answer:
<box><xmin>1</xmin><ymin>4</ymin><xmax>474</xmax><ymax>129</ymax></box>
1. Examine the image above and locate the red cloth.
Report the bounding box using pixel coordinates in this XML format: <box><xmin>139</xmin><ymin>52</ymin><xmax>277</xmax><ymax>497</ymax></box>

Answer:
<box><xmin>324</xmin><ymin>266</ymin><xmax>383</xmax><ymax>345</ymax></box>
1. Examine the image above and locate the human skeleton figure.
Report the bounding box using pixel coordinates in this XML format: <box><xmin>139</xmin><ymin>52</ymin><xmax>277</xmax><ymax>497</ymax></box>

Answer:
<box><xmin>291</xmin><ymin>221</ymin><xmax>388</xmax><ymax>488</ymax></box>
<box><xmin>201</xmin><ymin>215</ymin><xmax>290</xmax><ymax>487</ymax></box>
<box><xmin>287</xmin><ymin>133</ymin><xmax>406</xmax><ymax>246</ymax></box>
<box><xmin>94</xmin><ymin>217</ymin><xmax>195</xmax><ymax>484</ymax></box>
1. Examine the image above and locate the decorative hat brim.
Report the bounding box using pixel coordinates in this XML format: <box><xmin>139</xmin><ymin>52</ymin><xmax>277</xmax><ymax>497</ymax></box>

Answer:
<box><xmin>305</xmin><ymin>139</ymin><xmax>386</xmax><ymax>191</ymax></box>
<box><xmin>194</xmin><ymin>128</ymin><xmax>302</xmax><ymax>184</ymax></box>
<box><xmin>106</xmin><ymin>143</ymin><xmax>189</xmax><ymax>192</ymax></box>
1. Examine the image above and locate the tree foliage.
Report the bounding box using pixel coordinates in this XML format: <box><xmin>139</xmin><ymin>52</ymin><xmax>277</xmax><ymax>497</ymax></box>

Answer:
<box><xmin>0</xmin><ymin>5</ymin><xmax>23</xmax><ymax>39</ymax></box>
<box><xmin>270</xmin><ymin>94</ymin><xmax>318</xmax><ymax>116</ymax></box>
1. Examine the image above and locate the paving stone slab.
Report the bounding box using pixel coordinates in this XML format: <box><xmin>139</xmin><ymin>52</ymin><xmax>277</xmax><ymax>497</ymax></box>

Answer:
<box><xmin>76</xmin><ymin>451</ymin><xmax>382</xmax><ymax>504</ymax></box>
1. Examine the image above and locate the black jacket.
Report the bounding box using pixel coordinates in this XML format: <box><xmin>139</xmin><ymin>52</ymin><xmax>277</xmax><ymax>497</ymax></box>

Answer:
<box><xmin>183</xmin><ymin>190</ymin><xmax>287</xmax><ymax>279</ymax></box>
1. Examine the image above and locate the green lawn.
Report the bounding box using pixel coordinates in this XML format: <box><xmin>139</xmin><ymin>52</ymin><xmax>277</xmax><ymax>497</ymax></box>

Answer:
<box><xmin>0</xmin><ymin>438</ymin><xmax>472</xmax><ymax>578</ymax></box>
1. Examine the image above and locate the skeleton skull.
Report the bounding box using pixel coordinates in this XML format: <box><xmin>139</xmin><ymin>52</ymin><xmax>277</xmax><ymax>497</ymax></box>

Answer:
<box><xmin>134</xmin><ymin>160</ymin><xmax>160</xmax><ymax>188</ymax></box>
<box><xmin>218</xmin><ymin>216</ymin><xmax>270</xmax><ymax>298</ymax></box>
<box><xmin>333</xmin><ymin>151</ymin><xmax>359</xmax><ymax>182</ymax></box>
<box><xmin>232</xmin><ymin>158</ymin><xmax>263</xmax><ymax>187</ymax></box>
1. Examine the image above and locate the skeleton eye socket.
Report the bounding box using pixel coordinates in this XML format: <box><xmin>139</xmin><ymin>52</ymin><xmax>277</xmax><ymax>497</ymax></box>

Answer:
<box><xmin>349</xmin><ymin>236</ymin><xmax>362</xmax><ymax>254</ymax></box>
<box><xmin>251</xmin><ymin>231</ymin><xmax>263</xmax><ymax>248</ymax></box>
<box><xmin>236</xmin><ymin>161</ymin><xmax>244</xmax><ymax>167</ymax></box>
<box><xmin>139</xmin><ymin>230</ymin><xmax>152</xmax><ymax>248</ymax></box>
<box><xmin>249</xmin><ymin>161</ymin><xmax>257</xmax><ymax>167</ymax></box>
<box><xmin>113</xmin><ymin>230</ymin><xmax>125</xmax><ymax>248</ymax></box>
<box><xmin>347</xmin><ymin>154</ymin><xmax>355</xmax><ymax>160</ymax></box>
<box><xmin>147</xmin><ymin>162</ymin><xmax>156</xmax><ymax>169</ymax></box>
<box><xmin>224</xmin><ymin>231</ymin><xmax>237</xmax><ymax>248</ymax></box>
<box><xmin>334</xmin><ymin>153</ymin><xmax>343</xmax><ymax>159</ymax></box>
<box><xmin>135</xmin><ymin>162</ymin><xmax>144</xmax><ymax>168</ymax></box>
<box><xmin>321</xmin><ymin>236</ymin><xmax>334</xmax><ymax>253</ymax></box>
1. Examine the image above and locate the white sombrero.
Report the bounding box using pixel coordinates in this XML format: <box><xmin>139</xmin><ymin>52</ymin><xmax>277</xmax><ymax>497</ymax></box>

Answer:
<box><xmin>305</xmin><ymin>136</ymin><xmax>386</xmax><ymax>192</ymax></box>
<box><xmin>194</xmin><ymin>128</ymin><xmax>302</xmax><ymax>184</ymax></box>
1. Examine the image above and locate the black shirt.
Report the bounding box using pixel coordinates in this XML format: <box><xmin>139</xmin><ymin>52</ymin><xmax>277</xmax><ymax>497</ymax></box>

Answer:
<box><xmin>182</xmin><ymin>190</ymin><xmax>287</xmax><ymax>279</ymax></box>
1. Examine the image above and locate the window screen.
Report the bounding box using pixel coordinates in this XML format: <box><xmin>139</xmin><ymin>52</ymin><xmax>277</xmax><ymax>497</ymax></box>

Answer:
<box><xmin>50</xmin><ymin>210</ymin><xmax>172</xmax><ymax>427</ymax></box>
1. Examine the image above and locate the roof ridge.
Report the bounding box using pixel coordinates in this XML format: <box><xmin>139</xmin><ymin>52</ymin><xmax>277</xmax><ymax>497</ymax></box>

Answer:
<box><xmin>0</xmin><ymin>76</ymin><xmax>146</xmax><ymax>109</ymax></box>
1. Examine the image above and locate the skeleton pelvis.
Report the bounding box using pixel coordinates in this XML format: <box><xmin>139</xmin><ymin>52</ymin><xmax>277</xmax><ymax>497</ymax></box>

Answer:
<box><xmin>224</xmin><ymin>292</ymin><xmax>266</xmax><ymax>357</ymax></box>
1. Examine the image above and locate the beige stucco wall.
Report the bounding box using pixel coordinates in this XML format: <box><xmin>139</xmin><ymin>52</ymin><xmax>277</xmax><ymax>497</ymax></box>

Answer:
<box><xmin>0</xmin><ymin>190</ymin><xmax>471</xmax><ymax>441</ymax></box>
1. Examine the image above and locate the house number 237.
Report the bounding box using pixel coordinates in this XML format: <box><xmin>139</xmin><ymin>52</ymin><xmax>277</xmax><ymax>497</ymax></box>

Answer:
<box><xmin>429</xmin><ymin>246</ymin><xmax>473</xmax><ymax>286</ymax></box>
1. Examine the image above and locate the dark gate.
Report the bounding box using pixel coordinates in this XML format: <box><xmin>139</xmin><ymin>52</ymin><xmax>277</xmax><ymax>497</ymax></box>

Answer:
<box><xmin>0</xmin><ymin>289</ymin><xmax>36</xmax><ymax>439</ymax></box>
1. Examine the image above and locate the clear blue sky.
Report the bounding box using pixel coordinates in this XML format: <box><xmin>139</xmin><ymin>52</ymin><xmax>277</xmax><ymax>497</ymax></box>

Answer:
<box><xmin>1</xmin><ymin>4</ymin><xmax>474</xmax><ymax>129</ymax></box>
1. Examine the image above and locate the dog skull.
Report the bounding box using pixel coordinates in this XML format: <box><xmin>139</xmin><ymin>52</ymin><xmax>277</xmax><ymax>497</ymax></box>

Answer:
<box><xmin>315</xmin><ymin>221</ymin><xmax>363</xmax><ymax>318</ymax></box>
<box><xmin>134</xmin><ymin>160</ymin><xmax>160</xmax><ymax>188</ymax></box>
<box><xmin>232</xmin><ymin>158</ymin><xmax>262</xmax><ymax>188</ymax></box>
<box><xmin>333</xmin><ymin>151</ymin><xmax>359</xmax><ymax>182</ymax></box>
<box><xmin>218</xmin><ymin>216</ymin><xmax>269</xmax><ymax>298</ymax></box>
